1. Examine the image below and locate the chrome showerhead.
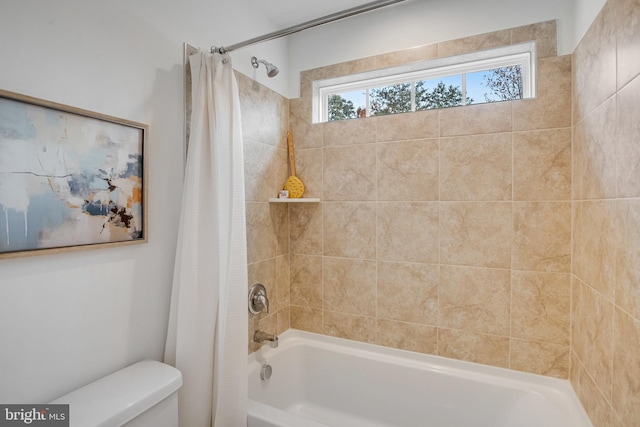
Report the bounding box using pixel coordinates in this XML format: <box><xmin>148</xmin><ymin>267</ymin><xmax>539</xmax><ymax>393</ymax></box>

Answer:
<box><xmin>251</xmin><ymin>56</ymin><xmax>279</xmax><ymax>77</ymax></box>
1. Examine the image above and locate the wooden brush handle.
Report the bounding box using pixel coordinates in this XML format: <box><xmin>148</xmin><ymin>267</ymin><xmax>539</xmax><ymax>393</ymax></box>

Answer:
<box><xmin>287</xmin><ymin>131</ymin><xmax>297</xmax><ymax>176</ymax></box>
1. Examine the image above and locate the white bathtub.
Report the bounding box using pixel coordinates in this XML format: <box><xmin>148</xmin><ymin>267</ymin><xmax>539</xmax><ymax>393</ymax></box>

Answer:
<box><xmin>247</xmin><ymin>330</ymin><xmax>592</xmax><ymax>427</ymax></box>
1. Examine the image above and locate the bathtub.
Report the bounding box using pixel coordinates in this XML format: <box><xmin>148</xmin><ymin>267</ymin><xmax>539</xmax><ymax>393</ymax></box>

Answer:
<box><xmin>247</xmin><ymin>330</ymin><xmax>592</xmax><ymax>427</ymax></box>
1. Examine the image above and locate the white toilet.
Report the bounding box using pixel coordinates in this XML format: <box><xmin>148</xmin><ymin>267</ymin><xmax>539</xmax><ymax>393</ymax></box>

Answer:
<box><xmin>50</xmin><ymin>360</ymin><xmax>182</xmax><ymax>427</ymax></box>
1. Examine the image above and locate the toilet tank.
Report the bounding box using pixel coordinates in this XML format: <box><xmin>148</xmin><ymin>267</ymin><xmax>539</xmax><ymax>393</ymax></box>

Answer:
<box><xmin>50</xmin><ymin>360</ymin><xmax>182</xmax><ymax>427</ymax></box>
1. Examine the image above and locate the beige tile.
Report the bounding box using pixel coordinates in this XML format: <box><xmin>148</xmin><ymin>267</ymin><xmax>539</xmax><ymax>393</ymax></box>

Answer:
<box><xmin>243</xmin><ymin>139</ymin><xmax>282</xmax><ymax>201</ymax></box>
<box><xmin>512</xmin><ymin>202</ymin><xmax>571</xmax><ymax>273</ymax></box>
<box><xmin>293</xmin><ymin>148</ymin><xmax>322</xmax><ymax>199</ymax></box>
<box><xmin>323</xmin><ymin>257</ymin><xmax>376</xmax><ymax>317</ymax></box>
<box><xmin>437</xmin><ymin>29</ymin><xmax>511</xmax><ymax>58</ymax></box>
<box><xmin>510</xmin><ymin>339</ymin><xmax>569</xmax><ymax>379</ymax></box>
<box><xmin>573</xmin><ymin>201</ymin><xmax>616</xmax><ymax>299</ymax></box>
<box><xmin>275</xmin><ymin>148</ymin><xmax>290</xmax><ymax>198</ymax></box>
<box><xmin>573</xmin><ymin>280</ymin><xmax>614</xmax><ymax>402</ymax></box>
<box><xmin>301</xmin><ymin>57</ymin><xmax>378</xmax><ymax>84</ymax></box>
<box><xmin>616</xmin><ymin>75</ymin><xmax>640</xmax><ymax>198</ymax></box>
<box><xmin>275</xmin><ymin>255</ymin><xmax>290</xmax><ymax>311</ymax></box>
<box><xmin>374</xmin><ymin>109</ymin><xmax>438</xmax><ymax>142</ymax></box>
<box><xmin>377</xmin><ymin>139</ymin><xmax>439</xmax><ymax>201</ymax></box>
<box><xmin>440</xmin><ymin>133</ymin><xmax>512</xmax><ymax>201</ymax></box>
<box><xmin>511</xmin><ymin>271</ymin><xmax>570</xmax><ymax>344</ymax></box>
<box><xmin>513</xmin><ymin>129</ymin><xmax>571</xmax><ymax>201</ymax></box>
<box><xmin>439</xmin><ymin>101</ymin><xmax>512</xmax><ymax>137</ymax></box>
<box><xmin>439</xmin><ymin>265</ymin><xmax>510</xmax><ymax>335</ymax></box>
<box><xmin>571</xmin><ymin>354</ymin><xmax>614</xmax><ymax>427</ymax></box>
<box><xmin>440</xmin><ymin>202</ymin><xmax>511</xmax><ymax>268</ymax></box>
<box><xmin>276</xmin><ymin>307</ymin><xmax>290</xmax><ymax>335</ymax></box>
<box><xmin>615</xmin><ymin>0</ymin><xmax>640</xmax><ymax>89</ymax></box>
<box><xmin>573</xmin><ymin>1</ymin><xmax>617</xmax><ymax>123</ymax></box>
<box><xmin>272</xmin><ymin>202</ymin><xmax>289</xmax><ymax>256</ymax></box>
<box><xmin>323</xmin><ymin>311</ymin><xmax>376</xmax><ymax>344</ymax></box>
<box><xmin>323</xmin><ymin>202</ymin><xmax>376</xmax><ymax>259</ymax></box>
<box><xmin>377</xmin><ymin>261</ymin><xmax>438</xmax><ymax>325</ymax></box>
<box><xmin>290</xmin><ymin>305</ymin><xmax>323</xmax><ymax>334</ymax></box>
<box><xmin>323</xmin><ymin>116</ymin><xmax>376</xmax><ymax>146</ymax></box>
<box><xmin>248</xmin><ymin>259</ymin><xmax>277</xmax><ymax>317</ymax></box>
<box><xmin>513</xmin><ymin>55</ymin><xmax>572</xmax><ymax>131</ymax></box>
<box><xmin>376</xmin><ymin>319</ymin><xmax>438</xmax><ymax>354</ymax></box>
<box><xmin>246</xmin><ymin>202</ymin><xmax>276</xmax><ymax>263</ymax></box>
<box><xmin>612</xmin><ymin>411</ymin><xmax>626</xmax><ymax>427</ymax></box>
<box><xmin>299</xmin><ymin>68</ymin><xmax>325</xmax><ymax>85</ymax></box>
<box><xmin>289</xmin><ymin>203</ymin><xmax>323</xmax><ymax>256</ymax></box>
<box><xmin>299</xmin><ymin>74</ymin><xmax>313</xmax><ymax>100</ymax></box>
<box><xmin>237</xmin><ymin>72</ymin><xmax>288</xmax><ymax>149</ymax></box>
<box><xmin>615</xmin><ymin>200</ymin><xmax>640</xmax><ymax>320</ymax></box>
<box><xmin>290</xmin><ymin>254</ymin><xmax>323</xmax><ymax>309</ymax></box>
<box><xmin>573</xmin><ymin>97</ymin><xmax>617</xmax><ymax>200</ymax></box>
<box><xmin>612</xmin><ymin>308</ymin><xmax>640</xmax><ymax>426</ymax></box>
<box><xmin>323</xmin><ymin>144</ymin><xmax>376</xmax><ymax>201</ymax></box>
<box><xmin>510</xmin><ymin>20</ymin><xmax>557</xmax><ymax>59</ymax></box>
<box><xmin>438</xmin><ymin>328</ymin><xmax>510</xmax><ymax>368</ymax></box>
<box><xmin>570</xmin><ymin>349</ymin><xmax>578</xmax><ymax>386</ymax></box>
<box><xmin>377</xmin><ymin>202</ymin><xmax>439</xmax><ymax>264</ymax></box>
<box><xmin>290</xmin><ymin>97</ymin><xmax>323</xmax><ymax>149</ymax></box>
<box><xmin>374</xmin><ymin>44</ymin><xmax>438</xmax><ymax>68</ymax></box>
<box><xmin>571</xmin><ymin>276</ymin><xmax>581</xmax><ymax>354</ymax></box>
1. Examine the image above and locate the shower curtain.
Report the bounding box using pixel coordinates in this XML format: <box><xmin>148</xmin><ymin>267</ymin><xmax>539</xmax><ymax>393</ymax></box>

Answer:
<box><xmin>165</xmin><ymin>51</ymin><xmax>248</xmax><ymax>426</ymax></box>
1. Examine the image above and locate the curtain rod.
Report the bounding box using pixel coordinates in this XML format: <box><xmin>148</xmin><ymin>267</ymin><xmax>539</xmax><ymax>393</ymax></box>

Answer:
<box><xmin>211</xmin><ymin>0</ymin><xmax>408</xmax><ymax>54</ymax></box>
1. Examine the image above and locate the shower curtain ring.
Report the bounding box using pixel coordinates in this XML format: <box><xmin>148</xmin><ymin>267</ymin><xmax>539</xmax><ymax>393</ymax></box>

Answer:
<box><xmin>210</xmin><ymin>46</ymin><xmax>227</xmax><ymax>54</ymax></box>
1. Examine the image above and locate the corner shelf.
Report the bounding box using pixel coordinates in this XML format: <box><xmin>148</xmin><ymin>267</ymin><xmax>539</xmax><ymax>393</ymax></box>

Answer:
<box><xmin>268</xmin><ymin>198</ymin><xmax>320</xmax><ymax>203</ymax></box>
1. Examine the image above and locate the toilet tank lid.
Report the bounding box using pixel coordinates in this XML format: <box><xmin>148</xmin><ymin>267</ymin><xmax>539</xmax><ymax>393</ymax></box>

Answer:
<box><xmin>50</xmin><ymin>360</ymin><xmax>182</xmax><ymax>427</ymax></box>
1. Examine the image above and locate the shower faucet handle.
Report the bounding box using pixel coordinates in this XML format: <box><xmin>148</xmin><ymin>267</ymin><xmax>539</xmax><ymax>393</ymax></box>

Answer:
<box><xmin>249</xmin><ymin>283</ymin><xmax>270</xmax><ymax>314</ymax></box>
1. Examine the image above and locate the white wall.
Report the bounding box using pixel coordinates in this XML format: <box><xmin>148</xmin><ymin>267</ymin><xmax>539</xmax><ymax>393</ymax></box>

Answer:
<box><xmin>574</xmin><ymin>0</ymin><xmax>608</xmax><ymax>45</ymax></box>
<box><xmin>285</xmin><ymin>0</ymin><xmax>578</xmax><ymax>97</ymax></box>
<box><xmin>0</xmin><ymin>0</ymin><xmax>286</xmax><ymax>402</ymax></box>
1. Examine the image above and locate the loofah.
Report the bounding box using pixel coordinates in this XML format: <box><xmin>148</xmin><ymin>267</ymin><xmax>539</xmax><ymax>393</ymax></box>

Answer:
<box><xmin>284</xmin><ymin>176</ymin><xmax>304</xmax><ymax>198</ymax></box>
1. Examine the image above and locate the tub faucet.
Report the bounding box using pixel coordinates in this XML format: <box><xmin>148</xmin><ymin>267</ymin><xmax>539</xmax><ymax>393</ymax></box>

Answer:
<box><xmin>255</xmin><ymin>292</ymin><xmax>269</xmax><ymax>313</ymax></box>
<box><xmin>249</xmin><ymin>283</ymin><xmax>269</xmax><ymax>314</ymax></box>
<box><xmin>254</xmin><ymin>331</ymin><xmax>279</xmax><ymax>348</ymax></box>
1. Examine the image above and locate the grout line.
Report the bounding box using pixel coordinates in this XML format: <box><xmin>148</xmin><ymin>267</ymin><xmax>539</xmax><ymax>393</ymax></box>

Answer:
<box><xmin>509</xmin><ymin>128</ymin><xmax>514</xmax><ymax>370</ymax></box>
<box><xmin>436</xmin><ymin>117</ymin><xmax>442</xmax><ymax>356</ymax></box>
<box><xmin>320</xmin><ymin>132</ymin><xmax>325</xmax><ymax>335</ymax></box>
<box><xmin>374</xmin><ymin>118</ymin><xmax>379</xmax><ymax>344</ymax></box>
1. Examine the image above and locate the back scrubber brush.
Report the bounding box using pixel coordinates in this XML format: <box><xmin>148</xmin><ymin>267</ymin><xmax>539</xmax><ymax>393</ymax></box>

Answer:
<box><xmin>283</xmin><ymin>131</ymin><xmax>304</xmax><ymax>198</ymax></box>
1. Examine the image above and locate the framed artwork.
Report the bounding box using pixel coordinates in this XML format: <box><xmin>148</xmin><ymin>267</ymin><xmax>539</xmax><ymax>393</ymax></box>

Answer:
<box><xmin>0</xmin><ymin>89</ymin><xmax>147</xmax><ymax>259</ymax></box>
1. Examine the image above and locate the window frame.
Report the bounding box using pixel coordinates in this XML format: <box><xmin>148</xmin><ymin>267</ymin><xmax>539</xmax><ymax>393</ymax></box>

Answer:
<box><xmin>313</xmin><ymin>41</ymin><xmax>536</xmax><ymax>123</ymax></box>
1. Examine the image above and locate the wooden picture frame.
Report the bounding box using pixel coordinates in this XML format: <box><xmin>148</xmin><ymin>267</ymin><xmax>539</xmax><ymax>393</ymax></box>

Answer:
<box><xmin>0</xmin><ymin>89</ymin><xmax>148</xmax><ymax>259</ymax></box>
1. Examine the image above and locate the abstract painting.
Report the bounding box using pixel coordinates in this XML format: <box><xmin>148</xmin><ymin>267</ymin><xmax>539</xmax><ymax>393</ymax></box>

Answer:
<box><xmin>0</xmin><ymin>89</ymin><xmax>147</xmax><ymax>258</ymax></box>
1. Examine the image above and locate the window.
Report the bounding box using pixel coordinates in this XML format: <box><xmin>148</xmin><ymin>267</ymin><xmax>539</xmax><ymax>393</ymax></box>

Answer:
<box><xmin>313</xmin><ymin>42</ymin><xmax>536</xmax><ymax>123</ymax></box>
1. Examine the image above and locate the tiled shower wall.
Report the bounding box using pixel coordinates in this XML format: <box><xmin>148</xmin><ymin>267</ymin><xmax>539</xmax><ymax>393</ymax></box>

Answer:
<box><xmin>570</xmin><ymin>0</ymin><xmax>640</xmax><ymax>425</ymax></box>
<box><xmin>238</xmin><ymin>9</ymin><xmax>640</xmax><ymax>425</ymax></box>
<box><xmin>287</xmin><ymin>20</ymin><xmax>575</xmax><ymax>378</ymax></box>
<box><xmin>236</xmin><ymin>72</ymin><xmax>291</xmax><ymax>353</ymax></box>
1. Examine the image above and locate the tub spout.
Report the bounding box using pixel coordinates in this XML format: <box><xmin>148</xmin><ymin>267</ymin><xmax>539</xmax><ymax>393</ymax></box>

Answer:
<box><xmin>254</xmin><ymin>331</ymin><xmax>279</xmax><ymax>348</ymax></box>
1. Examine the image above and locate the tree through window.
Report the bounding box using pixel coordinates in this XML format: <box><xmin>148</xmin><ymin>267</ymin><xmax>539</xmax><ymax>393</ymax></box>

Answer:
<box><xmin>317</xmin><ymin>43</ymin><xmax>534</xmax><ymax>122</ymax></box>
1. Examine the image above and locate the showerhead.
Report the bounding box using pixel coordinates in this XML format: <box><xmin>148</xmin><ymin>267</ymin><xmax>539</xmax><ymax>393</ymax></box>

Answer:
<box><xmin>251</xmin><ymin>56</ymin><xmax>279</xmax><ymax>77</ymax></box>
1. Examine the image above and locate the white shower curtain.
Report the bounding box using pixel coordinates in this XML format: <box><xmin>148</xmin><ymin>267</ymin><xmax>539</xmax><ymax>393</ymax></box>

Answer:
<box><xmin>165</xmin><ymin>51</ymin><xmax>248</xmax><ymax>427</ymax></box>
